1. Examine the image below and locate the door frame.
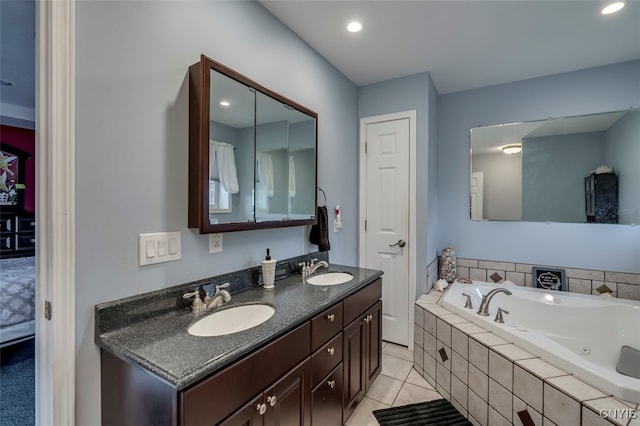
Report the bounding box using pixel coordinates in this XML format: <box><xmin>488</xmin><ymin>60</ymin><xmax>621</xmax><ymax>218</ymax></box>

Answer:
<box><xmin>358</xmin><ymin>111</ymin><xmax>417</xmax><ymax>349</ymax></box>
<box><xmin>36</xmin><ymin>0</ymin><xmax>76</xmax><ymax>424</ymax></box>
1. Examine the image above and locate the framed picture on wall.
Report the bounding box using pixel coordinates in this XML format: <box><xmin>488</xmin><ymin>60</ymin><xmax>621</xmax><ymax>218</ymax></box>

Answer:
<box><xmin>0</xmin><ymin>144</ymin><xmax>30</xmax><ymax>210</ymax></box>
<box><xmin>531</xmin><ymin>267</ymin><xmax>566</xmax><ymax>292</ymax></box>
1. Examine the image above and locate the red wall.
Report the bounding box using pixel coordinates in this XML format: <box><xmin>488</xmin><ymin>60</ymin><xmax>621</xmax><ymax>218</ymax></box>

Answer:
<box><xmin>1</xmin><ymin>125</ymin><xmax>36</xmax><ymax>213</ymax></box>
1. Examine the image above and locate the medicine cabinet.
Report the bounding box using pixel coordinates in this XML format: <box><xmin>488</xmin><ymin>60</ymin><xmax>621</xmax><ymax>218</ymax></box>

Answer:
<box><xmin>189</xmin><ymin>55</ymin><xmax>317</xmax><ymax>233</ymax></box>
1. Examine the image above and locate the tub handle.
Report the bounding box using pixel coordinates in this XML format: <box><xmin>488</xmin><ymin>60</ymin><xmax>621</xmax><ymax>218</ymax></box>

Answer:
<box><xmin>494</xmin><ymin>307</ymin><xmax>509</xmax><ymax>323</ymax></box>
<box><xmin>461</xmin><ymin>293</ymin><xmax>473</xmax><ymax>310</ymax></box>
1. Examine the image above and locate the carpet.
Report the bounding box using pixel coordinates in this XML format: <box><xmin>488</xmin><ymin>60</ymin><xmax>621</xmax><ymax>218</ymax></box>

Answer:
<box><xmin>0</xmin><ymin>338</ymin><xmax>35</xmax><ymax>426</ymax></box>
<box><xmin>373</xmin><ymin>399</ymin><xmax>471</xmax><ymax>426</ymax></box>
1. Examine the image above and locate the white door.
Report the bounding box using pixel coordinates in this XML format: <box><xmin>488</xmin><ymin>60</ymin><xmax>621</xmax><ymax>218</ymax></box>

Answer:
<box><xmin>471</xmin><ymin>172</ymin><xmax>484</xmax><ymax>220</ymax></box>
<box><xmin>364</xmin><ymin>118</ymin><xmax>410</xmax><ymax>346</ymax></box>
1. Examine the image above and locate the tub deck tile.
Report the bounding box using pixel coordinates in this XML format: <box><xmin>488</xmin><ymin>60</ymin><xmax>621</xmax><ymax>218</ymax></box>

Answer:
<box><xmin>471</xmin><ymin>332</ymin><xmax>509</xmax><ymax>347</ymax></box>
<box><xmin>546</xmin><ymin>375</ymin><xmax>608</xmax><ymax>403</ymax></box>
<box><xmin>515</xmin><ymin>358</ymin><xmax>568</xmax><ymax>380</ymax></box>
<box><xmin>491</xmin><ymin>343</ymin><xmax>537</xmax><ymax>362</ymax></box>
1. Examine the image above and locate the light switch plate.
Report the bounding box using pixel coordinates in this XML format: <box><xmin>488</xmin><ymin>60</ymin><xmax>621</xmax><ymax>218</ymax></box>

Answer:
<box><xmin>209</xmin><ymin>233</ymin><xmax>223</xmax><ymax>253</ymax></box>
<box><xmin>139</xmin><ymin>232</ymin><xmax>181</xmax><ymax>266</ymax></box>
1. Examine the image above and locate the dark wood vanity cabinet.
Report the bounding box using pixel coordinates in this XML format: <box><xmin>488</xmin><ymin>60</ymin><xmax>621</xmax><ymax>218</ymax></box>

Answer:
<box><xmin>100</xmin><ymin>278</ymin><xmax>382</xmax><ymax>426</ymax></box>
<box><xmin>220</xmin><ymin>359</ymin><xmax>311</xmax><ymax>426</ymax></box>
<box><xmin>342</xmin><ymin>282</ymin><xmax>382</xmax><ymax>422</ymax></box>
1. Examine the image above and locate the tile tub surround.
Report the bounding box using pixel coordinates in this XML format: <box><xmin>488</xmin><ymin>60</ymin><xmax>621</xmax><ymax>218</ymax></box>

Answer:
<box><xmin>414</xmin><ymin>295</ymin><xmax>640</xmax><ymax>426</ymax></box>
<box><xmin>95</xmin><ymin>258</ymin><xmax>380</xmax><ymax>389</ymax></box>
<box><xmin>436</xmin><ymin>257</ymin><xmax>640</xmax><ymax>301</ymax></box>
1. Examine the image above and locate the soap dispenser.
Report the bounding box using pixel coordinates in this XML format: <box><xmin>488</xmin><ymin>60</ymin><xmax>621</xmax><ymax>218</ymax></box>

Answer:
<box><xmin>262</xmin><ymin>249</ymin><xmax>277</xmax><ymax>289</ymax></box>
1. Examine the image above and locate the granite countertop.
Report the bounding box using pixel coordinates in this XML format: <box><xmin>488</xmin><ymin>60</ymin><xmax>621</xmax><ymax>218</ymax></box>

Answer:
<box><xmin>96</xmin><ymin>264</ymin><xmax>382</xmax><ymax>390</ymax></box>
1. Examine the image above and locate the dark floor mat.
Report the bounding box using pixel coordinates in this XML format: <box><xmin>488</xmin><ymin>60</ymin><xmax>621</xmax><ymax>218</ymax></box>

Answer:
<box><xmin>373</xmin><ymin>399</ymin><xmax>471</xmax><ymax>426</ymax></box>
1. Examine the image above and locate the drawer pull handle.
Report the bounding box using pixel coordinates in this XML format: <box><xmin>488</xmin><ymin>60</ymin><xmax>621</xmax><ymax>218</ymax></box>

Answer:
<box><xmin>326</xmin><ymin>314</ymin><xmax>335</xmax><ymax>322</ymax></box>
<box><xmin>30</xmin><ymin>221</ymin><xmax>36</xmax><ymax>227</ymax></box>
<box><xmin>327</xmin><ymin>347</ymin><xmax>335</xmax><ymax>356</ymax></box>
<box><xmin>327</xmin><ymin>380</ymin><xmax>336</xmax><ymax>389</ymax></box>
<box><xmin>30</xmin><ymin>238</ymin><xmax>36</xmax><ymax>244</ymax></box>
<box><xmin>363</xmin><ymin>316</ymin><xmax>369</xmax><ymax>323</ymax></box>
<box><xmin>267</xmin><ymin>395</ymin><xmax>277</xmax><ymax>407</ymax></box>
<box><xmin>368</xmin><ymin>314</ymin><xmax>373</xmax><ymax>322</ymax></box>
<box><xmin>256</xmin><ymin>403</ymin><xmax>266</xmax><ymax>415</ymax></box>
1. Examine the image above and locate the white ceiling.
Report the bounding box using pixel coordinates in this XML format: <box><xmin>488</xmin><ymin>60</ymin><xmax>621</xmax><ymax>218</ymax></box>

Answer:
<box><xmin>259</xmin><ymin>0</ymin><xmax>640</xmax><ymax>93</ymax></box>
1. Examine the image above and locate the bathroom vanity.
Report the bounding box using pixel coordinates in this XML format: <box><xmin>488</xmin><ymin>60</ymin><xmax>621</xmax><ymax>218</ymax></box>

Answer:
<box><xmin>96</xmin><ymin>264</ymin><xmax>382</xmax><ymax>425</ymax></box>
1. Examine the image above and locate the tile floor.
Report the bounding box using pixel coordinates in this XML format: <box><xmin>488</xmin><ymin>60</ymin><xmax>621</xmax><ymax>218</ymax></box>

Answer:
<box><xmin>345</xmin><ymin>341</ymin><xmax>443</xmax><ymax>426</ymax></box>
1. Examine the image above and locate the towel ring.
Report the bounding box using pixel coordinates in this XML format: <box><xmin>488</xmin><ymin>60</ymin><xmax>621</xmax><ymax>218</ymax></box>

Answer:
<box><xmin>317</xmin><ymin>186</ymin><xmax>327</xmax><ymax>206</ymax></box>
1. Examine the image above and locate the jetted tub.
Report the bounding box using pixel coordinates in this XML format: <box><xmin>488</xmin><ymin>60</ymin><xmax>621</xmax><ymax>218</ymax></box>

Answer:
<box><xmin>442</xmin><ymin>281</ymin><xmax>640</xmax><ymax>403</ymax></box>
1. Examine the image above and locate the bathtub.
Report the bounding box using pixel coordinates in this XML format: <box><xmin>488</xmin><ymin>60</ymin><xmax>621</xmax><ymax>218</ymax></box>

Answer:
<box><xmin>441</xmin><ymin>281</ymin><xmax>640</xmax><ymax>403</ymax></box>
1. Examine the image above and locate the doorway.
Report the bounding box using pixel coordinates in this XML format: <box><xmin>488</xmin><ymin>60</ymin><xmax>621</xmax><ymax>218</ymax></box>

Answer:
<box><xmin>359</xmin><ymin>111</ymin><xmax>416</xmax><ymax>348</ymax></box>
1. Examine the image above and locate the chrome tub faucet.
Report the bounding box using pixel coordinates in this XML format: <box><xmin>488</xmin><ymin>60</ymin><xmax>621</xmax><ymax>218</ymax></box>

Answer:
<box><xmin>477</xmin><ymin>287</ymin><xmax>512</xmax><ymax>316</ymax></box>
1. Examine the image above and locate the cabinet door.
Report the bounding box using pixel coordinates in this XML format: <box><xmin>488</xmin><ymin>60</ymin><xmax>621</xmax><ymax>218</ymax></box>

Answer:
<box><xmin>364</xmin><ymin>301</ymin><xmax>382</xmax><ymax>390</ymax></box>
<box><xmin>311</xmin><ymin>364</ymin><xmax>343</xmax><ymax>426</ymax></box>
<box><xmin>219</xmin><ymin>394</ymin><xmax>265</xmax><ymax>426</ymax></box>
<box><xmin>342</xmin><ymin>317</ymin><xmax>366</xmax><ymax>421</ymax></box>
<box><xmin>263</xmin><ymin>359</ymin><xmax>311</xmax><ymax>426</ymax></box>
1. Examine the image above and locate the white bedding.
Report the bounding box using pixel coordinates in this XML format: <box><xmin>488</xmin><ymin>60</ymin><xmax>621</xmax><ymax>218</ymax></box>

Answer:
<box><xmin>0</xmin><ymin>256</ymin><xmax>36</xmax><ymax>345</ymax></box>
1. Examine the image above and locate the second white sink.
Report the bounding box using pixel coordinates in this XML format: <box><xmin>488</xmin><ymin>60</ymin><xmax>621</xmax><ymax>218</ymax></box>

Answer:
<box><xmin>306</xmin><ymin>272</ymin><xmax>353</xmax><ymax>286</ymax></box>
<box><xmin>188</xmin><ymin>304</ymin><xmax>275</xmax><ymax>337</ymax></box>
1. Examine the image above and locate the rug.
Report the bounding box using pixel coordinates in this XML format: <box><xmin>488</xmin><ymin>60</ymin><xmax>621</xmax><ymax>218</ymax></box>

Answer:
<box><xmin>373</xmin><ymin>399</ymin><xmax>471</xmax><ymax>426</ymax></box>
<box><xmin>0</xmin><ymin>339</ymin><xmax>35</xmax><ymax>426</ymax></box>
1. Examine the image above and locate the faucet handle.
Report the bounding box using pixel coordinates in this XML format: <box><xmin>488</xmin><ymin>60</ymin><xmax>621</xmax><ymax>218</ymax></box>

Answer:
<box><xmin>461</xmin><ymin>293</ymin><xmax>474</xmax><ymax>309</ymax></box>
<box><xmin>494</xmin><ymin>307</ymin><xmax>510</xmax><ymax>323</ymax></box>
<box><xmin>182</xmin><ymin>290</ymin><xmax>205</xmax><ymax>312</ymax></box>
<box><xmin>215</xmin><ymin>283</ymin><xmax>230</xmax><ymax>293</ymax></box>
<box><xmin>310</xmin><ymin>258</ymin><xmax>318</xmax><ymax>266</ymax></box>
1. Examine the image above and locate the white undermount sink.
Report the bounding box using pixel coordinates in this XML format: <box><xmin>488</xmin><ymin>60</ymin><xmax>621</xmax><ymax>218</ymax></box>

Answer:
<box><xmin>306</xmin><ymin>272</ymin><xmax>353</xmax><ymax>286</ymax></box>
<box><xmin>187</xmin><ymin>304</ymin><xmax>275</xmax><ymax>337</ymax></box>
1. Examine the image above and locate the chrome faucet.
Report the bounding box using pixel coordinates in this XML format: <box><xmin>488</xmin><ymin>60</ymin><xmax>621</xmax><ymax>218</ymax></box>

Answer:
<box><xmin>204</xmin><ymin>283</ymin><xmax>232</xmax><ymax>310</ymax></box>
<box><xmin>298</xmin><ymin>259</ymin><xmax>329</xmax><ymax>279</ymax></box>
<box><xmin>307</xmin><ymin>260</ymin><xmax>329</xmax><ymax>275</ymax></box>
<box><xmin>477</xmin><ymin>287</ymin><xmax>512</xmax><ymax>316</ymax></box>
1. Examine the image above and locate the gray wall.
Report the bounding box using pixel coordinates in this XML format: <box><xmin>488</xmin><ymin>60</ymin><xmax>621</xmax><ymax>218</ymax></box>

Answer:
<box><xmin>522</xmin><ymin>131</ymin><xmax>605</xmax><ymax>223</ymax></box>
<box><xmin>358</xmin><ymin>72</ymin><xmax>436</xmax><ymax>295</ymax></box>
<box><xmin>472</xmin><ymin>152</ymin><xmax>522</xmax><ymax>220</ymax></box>
<box><xmin>605</xmin><ymin>110</ymin><xmax>640</xmax><ymax>224</ymax></box>
<box><xmin>75</xmin><ymin>1</ymin><xmax>358</xmax><ymax>424</ymax></box>
<box><xmin>437</xmin><ymin>59</ymin><xmax>640</xmax><ymax>273</ymax></box>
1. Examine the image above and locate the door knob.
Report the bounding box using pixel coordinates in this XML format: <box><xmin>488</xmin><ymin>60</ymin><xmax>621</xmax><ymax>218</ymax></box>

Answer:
<box><xmin>389</xmin><ymin>240</ymin><xmax>406</xmax><ymax>248</ymax></box>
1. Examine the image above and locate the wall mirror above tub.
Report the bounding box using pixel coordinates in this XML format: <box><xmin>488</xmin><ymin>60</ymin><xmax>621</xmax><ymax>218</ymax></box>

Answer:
<box><xmin>470</xmin><ymin>109</ymin><xmax>640</xmax><ymax>225</ymax></box>
<box><xmin>189</xmin><ymin>54</ymin><xmax>317</xmax><ymax>233</ymax></box>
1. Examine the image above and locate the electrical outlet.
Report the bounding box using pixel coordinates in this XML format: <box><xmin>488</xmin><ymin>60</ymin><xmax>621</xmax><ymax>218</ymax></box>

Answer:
<box><xmin>209</xmin><ymin>233</ymin><xmax>223</xmax><ymax>253</ymax></box>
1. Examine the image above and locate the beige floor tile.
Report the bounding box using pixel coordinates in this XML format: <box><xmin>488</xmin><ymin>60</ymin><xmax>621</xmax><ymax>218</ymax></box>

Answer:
<box><xmin>383</xmin><ymin>341</ymin><xmax>414</xmax><ymax>361</ymax></box>
<box><xmin>345</xmin><ymin>396</ymin><xmax>389</xmax><ymax>426</ymax></box>
<box><xmin>381</xmin><ymin>353</ymin><xmax>413</xmax><ymax>381</ymax></box>
<box><xmin>392</xmin><ymin>382</ymin><xmax>442</xmax><ymax>407</ymax></box>
<box><xmin>365</xmin><ymin>374</ymin><xmax>404</xmax><ymax>405</ymax></box>
<box><xmin>404</xmin><ymin>368</ymin><xmax>435</xmax><ymax>390</ymax></box>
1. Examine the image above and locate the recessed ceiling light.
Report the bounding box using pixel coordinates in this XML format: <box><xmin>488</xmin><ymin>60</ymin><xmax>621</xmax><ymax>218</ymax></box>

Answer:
<box><xmin>346</xmin><ymin>21</ymin><xmax>362</xmax><ymax>33</ymax></box>
<box><xmin>601</xmin><ymin>1</ymin><xmax>625</xmax><ymax>14</ymax></box>
<box><xmin>502</xmin><ymin>144</ymin><xmax>522</xmax><ymax>155</ymax></box>
<box><xmin>220</xmin><ymin>100</ymin><xmax>230</xmax><ymax>107</ymax></box>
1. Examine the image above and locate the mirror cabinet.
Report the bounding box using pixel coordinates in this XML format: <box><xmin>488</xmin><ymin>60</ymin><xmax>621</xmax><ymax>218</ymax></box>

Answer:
<box><xmin>189</xmin><ymin>55</ymin><xmax>318</xmax><ymax>233</ymax></box>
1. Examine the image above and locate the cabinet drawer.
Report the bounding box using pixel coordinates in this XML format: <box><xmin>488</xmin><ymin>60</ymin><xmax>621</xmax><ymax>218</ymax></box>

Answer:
<box><xmin>343</xmin><ymin>278</ymin><xmax>382</xmax><ymax>327</ymax></box>
<box><xmin>181</xmin><ymin>322</ymin><xmax>310</xmax><ymax>426</ymax></box>
<box><xmin>0</xmin><ymin>232</ymin><xmax>14</xmax><ymax>251</ymax></box>
<box><xmin>311</xmin><ymin>363</ymin><xmax>343</xmax><ymax>426</ymax></box>
<box><xmin>311</xmin><ymin>332</ymin><xmax>342</xmax><ymax>387</ymax></box>
<box><xmin>16</xmin><ymin>217</ymin><xmax>36</xmax><ymax>232</ymax></box>
<box><xmin>0</xmin><ymin>215</ymin><xmax>12</xmax><ymax>232</ymax></box>
<box><xmin>15</xmin><ymin>233</ymin><xmax>35</xmax><ymax>250</ymax></box>
<box><xmin>311</xmin><ymin>303</ymin><xmax>342</xmax><ymax>352</ymax></box>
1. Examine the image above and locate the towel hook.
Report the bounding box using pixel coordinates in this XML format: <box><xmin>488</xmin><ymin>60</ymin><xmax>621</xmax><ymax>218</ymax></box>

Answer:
<box><xmin>317</xmin><ymin>186</ymin><xmax>327</xmax><ymax>206</ymax></box>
